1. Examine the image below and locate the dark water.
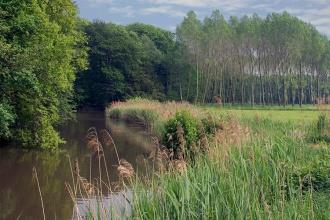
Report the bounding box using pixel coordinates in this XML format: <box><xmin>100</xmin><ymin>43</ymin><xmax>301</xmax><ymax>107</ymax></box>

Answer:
<box><xmin>0</xmin><ymin>111</ymin><xmax>156</xmax><ymax>220</ymax></box>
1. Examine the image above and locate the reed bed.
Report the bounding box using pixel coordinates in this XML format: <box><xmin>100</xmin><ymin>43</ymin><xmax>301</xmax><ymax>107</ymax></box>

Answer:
<box><xmin>68</xmin><ymin>100</ymin><xmax>330</xmax><ymax>219</ymax></box>
<box><xmin>132</xmin><ymin>116</ymin><xmax>330</xmax><ymax>220</ymax></box>
<box><xmin>66</xmin><ymin>128</ymin><xmax>135</xmax><ymax>219</ymax></box>
<box><xmin>107</xmin><ymin>98</ymin><xmax>206</xmax><ymax>135</ymax></box>
<box><xmin>107</xmin><ymin>98</ymin><xmax>201</xmax><ymax>122</ymax></box>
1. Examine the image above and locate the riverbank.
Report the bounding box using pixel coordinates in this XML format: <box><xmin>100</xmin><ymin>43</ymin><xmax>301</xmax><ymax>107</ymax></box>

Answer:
<box><xmin>105</xmin><ymin>99</ymin><xmax>330</xmax><ymax>219</ymax></box>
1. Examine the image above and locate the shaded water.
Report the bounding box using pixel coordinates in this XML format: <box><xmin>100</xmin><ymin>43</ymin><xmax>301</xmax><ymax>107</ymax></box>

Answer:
<box><xmin>0</xmin><ymin>111</ymin><xmax>156</xmax><ymax>220</ymax></box>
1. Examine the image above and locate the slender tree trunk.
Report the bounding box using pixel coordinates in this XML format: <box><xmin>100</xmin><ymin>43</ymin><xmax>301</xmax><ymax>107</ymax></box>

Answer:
<box><xmin>299</xmin><ymin>61</ymin><xmax>303</xmax><ymax>108</ymax></box>
<box><xmin>195</xmin><ymin>59</ymin><xmax>199</xmax><ymax>103</ymax></box>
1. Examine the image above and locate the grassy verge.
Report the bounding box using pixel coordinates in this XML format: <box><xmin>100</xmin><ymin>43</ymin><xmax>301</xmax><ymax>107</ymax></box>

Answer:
<box><xmin>107</xmin><ymin>98</ymin><xmax>208</xmax><ymax>137</ymax></box>
<box><xmin>106</xmin><ymin>99</ymin><xmax>330</xmax><ymax>219</ymax></box>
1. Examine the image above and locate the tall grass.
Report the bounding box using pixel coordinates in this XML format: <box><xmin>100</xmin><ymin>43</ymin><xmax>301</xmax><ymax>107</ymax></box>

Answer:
<box><xmin>131</xmin><ymin>115</ymin><xmax>330</xmax><ymax>219</ymax></box>
<box><xmin>107</xmin><ymin>98</ymin><xmax>204</xmax><ymax>136</ymax></box>
<box><xmin>70</xmin><ymin>99</ymin><xmax>330</xmax><ymax>219</ymax></box>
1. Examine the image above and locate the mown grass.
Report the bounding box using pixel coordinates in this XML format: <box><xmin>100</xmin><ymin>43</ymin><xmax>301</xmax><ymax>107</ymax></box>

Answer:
<box><xmin>105</xmin><ymin>100</ymin><xmax>330</xmax><ymax>219</ymax></box>
<box><xmin>204</xmin><ymin>106</ymin><xmax>321</xmax><ymax>122</ymax></box>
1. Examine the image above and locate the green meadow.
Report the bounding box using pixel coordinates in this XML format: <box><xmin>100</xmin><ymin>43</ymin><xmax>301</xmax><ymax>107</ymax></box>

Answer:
<box><xmin>204</xmin><ymin>105</ymin><xmax>321</xmax><ymax>122</ymax></box>
<box><xmin>103</xmin><ymin>100</ymin><xmax>330</xmax><ymax>219</ymax></box>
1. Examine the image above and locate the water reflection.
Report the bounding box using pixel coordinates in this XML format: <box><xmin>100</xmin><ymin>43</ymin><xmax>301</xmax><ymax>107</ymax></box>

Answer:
<box><xmin>0</xmin><ymin>111</ymin><xmax>156</xmax><ymax>220</ymax></box>
<box><xmin>72</xmin><ymin>190</ymin><xmax>132</xmax><ymax>219</ymax></box>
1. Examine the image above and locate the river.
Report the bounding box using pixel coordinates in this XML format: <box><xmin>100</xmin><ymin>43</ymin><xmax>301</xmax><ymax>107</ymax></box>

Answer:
<box><xmin>0</xmin><ymin>111</ymin><xmax>156</xmax><ymax>220</ymax></box>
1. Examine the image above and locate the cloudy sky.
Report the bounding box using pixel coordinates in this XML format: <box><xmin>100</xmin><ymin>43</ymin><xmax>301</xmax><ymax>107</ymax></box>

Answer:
<box><xmin>76</xmin><ymin>0</ymin><xmax>330</xmax><ymax>37</ymax></box>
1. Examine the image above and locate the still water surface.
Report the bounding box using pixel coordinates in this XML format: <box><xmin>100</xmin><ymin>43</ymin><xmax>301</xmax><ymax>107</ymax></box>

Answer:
<box><xmin>0</xmin><ymin>111</ymin><xmax>155</xmax><ymax>220</ymax></box>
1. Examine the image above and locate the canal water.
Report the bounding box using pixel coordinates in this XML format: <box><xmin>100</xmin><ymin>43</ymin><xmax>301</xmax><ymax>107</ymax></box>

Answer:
<box><xmin>0</xmin><ymin>111</ymin><xmax>156</xmax><ymax>219</ymax></box>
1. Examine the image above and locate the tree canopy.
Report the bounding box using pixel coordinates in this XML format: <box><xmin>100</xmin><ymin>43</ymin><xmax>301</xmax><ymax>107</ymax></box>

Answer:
<box><xmin>75</xmin><ymin>10</ymin><xmax>330</xmax><ymax>109</ymax></box>
<box><xmin>74</xmin><ymin>21</ymin><xmax>176</xmax><ymax>108</ymax></box>
<box><xmin>0</xmin><ymin>0</ymin><xmax>87</xmax><ymax>149</ymax></box>
<box><xmin>175</xmin><ymin>11</ymin><xmax>330</xmax><ymax>105</ymax></box>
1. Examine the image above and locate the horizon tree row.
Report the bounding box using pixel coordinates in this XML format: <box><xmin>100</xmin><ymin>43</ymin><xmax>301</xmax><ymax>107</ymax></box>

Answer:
<box><xmin>174</xmin><ymin>10</ymin><xmax>330</xmax><ymax>106</ymax></box>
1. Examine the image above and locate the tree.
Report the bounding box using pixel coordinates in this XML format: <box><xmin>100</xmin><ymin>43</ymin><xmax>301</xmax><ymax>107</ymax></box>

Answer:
<box><xmin>175</xmin><ymin>10</ymin><xmax>330</xmax><ymax>106</ymax></box>
<box><xmin>75</xmin><ymin>21</ymin><xmax>175</xmax><ymax>108</ymax></box>
<box><xmin>0</xmin><ymin>0</ymin><xmax>87</xmax><ymax>149</ymax></box>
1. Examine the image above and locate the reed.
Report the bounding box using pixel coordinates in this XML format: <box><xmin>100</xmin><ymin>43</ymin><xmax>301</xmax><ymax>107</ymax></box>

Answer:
<box><xmin>66</xmin><ymin>128</ymin><xmax>136</xmax><ymax>219</ymax></box>
<box><xmin>32</xmin><ymin>167</ymin><xmax>46</xmax><ymax>220</ymax></box>
<box><xmin>132</xmin><ymin>116</ymin><xmax>330</xmax><ymax>219</ymax></box>
<box><xmin>67</xmin><ymin>100</ymin><xmax>330</xmax><ymax>219</ymax></box>
<box><xmin>107</xmin><ymin>98</ymin><xmax>203</xmax><ymax>136</ymax></box>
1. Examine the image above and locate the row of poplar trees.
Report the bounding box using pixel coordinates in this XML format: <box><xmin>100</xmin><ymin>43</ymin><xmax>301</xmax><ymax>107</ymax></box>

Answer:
<box><xmin>175</xmin><ymin>11</ymin><xmax>330</xmax><ymax>106</ymax></box>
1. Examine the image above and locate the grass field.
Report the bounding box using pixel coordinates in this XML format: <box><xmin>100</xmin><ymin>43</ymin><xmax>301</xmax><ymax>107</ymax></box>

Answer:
<box><xmin>202</xmin><ymin>104</ymin><xmax>329</xmax><ymax>122</ymax></box>
<box><xmin>89</xmin><ymin>100</ymin><xmax>330</xmax><ymax>219</ymax></box>
<box><xmin>130</xmin><ymin>103</ymin><xmax>330</xmax><ymax>219</ymax></box>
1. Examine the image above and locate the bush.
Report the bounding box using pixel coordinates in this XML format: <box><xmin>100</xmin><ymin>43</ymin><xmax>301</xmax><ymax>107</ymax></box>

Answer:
<box><xmin>201</xmin><ymin>115</ymin><xmax>224</xmax><ymax>135</ymax></box>
<box><xmin>0</xmin><ymin>103</ymin><xmax>15</xmax><ymax>139</ymax></box>
<box><xmin>109</xmin><ymin>108</ymin><xmax>121</xmax><ymax>119</ymax></box>
<box><xmin>163</xmin><ymin>111</ymin><xmax>199</xmax><ymax>158</ymax></box>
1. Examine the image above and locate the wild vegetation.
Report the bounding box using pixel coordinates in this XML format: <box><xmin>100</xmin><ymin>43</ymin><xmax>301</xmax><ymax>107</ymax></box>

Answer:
<box><xmin>67</xmin><ymin>99</ymin><xmax>326</xmax><ymax>219</ymax></box>
<box><xmin>1</xmin><ymin>1</ymin><xmax>330</xmax><ymax>219</ymax></box>
<box><xmin>1</xmin><ymin>3</ymin><xmax>329</xmax><ymax>149</ymax></box>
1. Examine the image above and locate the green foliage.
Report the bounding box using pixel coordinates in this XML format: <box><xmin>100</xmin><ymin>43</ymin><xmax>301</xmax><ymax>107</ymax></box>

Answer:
<box><xmin>0</xmin><ymin>0</ymin><xmax>87</xmax><ymax>149</ymax></box>
<box><xmin>291</xmin><ymin>151</ymin><xmax>330</xmax><ymax>192</ymax></box>
<box><xmin>133</xmin><ymin>113</ymin><xmax>330</xmax><ymax>219</ymax></box>
<box><xmin>317</xmin><ymin>113</ymin><xmax>327</xmax><ymax>133</ymax></box>
<box><xmin>75</xmin><ymin>10</ymin><xmax>330</xmax><ymax>107</ymax></box>
<box><xmin>201</xmin><ymin>115</ymin><xmax>224</xmax><ymax>135</ymax></box>
<box><xmin>124</xmin><ymin>109</ymin><xmax>158</xmax><ymax>125</ymax></box>
<box><xmin>109</xmin><ymin>105</ymin><xmax>158</xmax><ymax>132</ymax></box>
<box><xmin>0</xmin><ymin>103</ymin><xmax>15</xmax><ymax>139</ymax></box>
<box><xmin>75</xmin><ymin>21</ymin><xmax>176</xmax><ymax>108</ymax></box>
<box><xmin>164</xmin><ymin>111</ymin><xmax>198</xmax><ymax>152</ymax></box>
<box><xmin>126</xmin><ymin>23</ymin><xmax>175</xmax><ymax>54</ymax></box>
<box><xmin>308</xmin><ymin>113</ymin><xmax>330</xmax><ymax>143</ymax></box>
<box><xmin>176</xmin><ymin>10</ymin><xmax>330</xmax><ymax>104</ymax></box>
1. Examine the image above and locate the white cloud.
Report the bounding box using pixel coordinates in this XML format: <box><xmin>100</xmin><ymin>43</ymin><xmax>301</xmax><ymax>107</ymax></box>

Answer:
<box><xmin>284</xmin><ymin>6</ymin><xmax>330</xmax><ymax>36</ymax></box>
<box><xmin>145</xmin><ymin>0</ymin><xmax>211</xmax><ymax>7</ymax></box>
<box><xmin>167</xmin><ymin>25</ymin><xmax>177</xmax><ymax>31</ymax></box>
<box><xmin>109</xmin><ymin>6</ymin><xmax>135</xmax><ymax>17</ymax></box>
<box><xmin>87</xmin><ymin>0</ymin><xmax>113</xmax><ymax>6</ymax></box>
<box><xmin>108</xmin><ymin>5</ymin><xmax>185</xmax><ymax>18</ymax></box>
<box><xmin>79</xmin><ymin>0</ymin><xmax>330</xmax><ymax>37</ymax></box>
<box><xmin>145</xmin><ymin>0</ymin><xmax>251</xmax><ymax>9</ymax></box>
<box><xmin>311</xmin><ymin>18</ymin><xmax>330</xmax><ymax>26</ymax></box>
<box><xmin>142</xmin><ymin>6</ymin><xmax>186</xmax><ymax>17</ymax></box>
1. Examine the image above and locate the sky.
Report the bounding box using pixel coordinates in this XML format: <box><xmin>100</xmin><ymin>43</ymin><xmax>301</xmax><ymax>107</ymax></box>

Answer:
<box><xmin>76</xmin><ymin>0</ymin><xmax>330</xmax><ymax>37</ymax></box>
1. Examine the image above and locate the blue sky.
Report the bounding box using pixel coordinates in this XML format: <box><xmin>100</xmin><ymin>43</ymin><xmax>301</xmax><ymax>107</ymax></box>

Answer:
<box><xmin>76</xmin><ymin>0</ymin><xmax>330</xmax><ymax>37</ymax></box>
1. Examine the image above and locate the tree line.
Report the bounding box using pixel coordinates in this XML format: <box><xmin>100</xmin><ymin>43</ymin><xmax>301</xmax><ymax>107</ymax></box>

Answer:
<box><xmin>0</xmin><ymin>2</ymin><xmax>329</xmax><ymax>149</ymax></box>
<box><xmin>175</xmin><ymin>10</ymin><xmax>330</xmax><ymax>106</ymax></box>
<box><xmin>76</xmin><ymin>10</ymin><xmax>330</xmax><ymax>108</ymax></box>
<box><xmin>74</xmin><ymin>22</ymin><xmax>176</xmax><ymax>108</ymax></box>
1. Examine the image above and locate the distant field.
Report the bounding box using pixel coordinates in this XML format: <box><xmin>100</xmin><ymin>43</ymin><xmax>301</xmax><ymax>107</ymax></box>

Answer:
<box><xmin>203</xmin><ymin>104</ymin><xmax>327</xmax><ymax>122</ymax></box>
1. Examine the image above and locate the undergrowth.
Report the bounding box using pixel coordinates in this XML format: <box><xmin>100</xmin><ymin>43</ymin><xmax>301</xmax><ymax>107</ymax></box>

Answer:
<box><xmin>92</xmin><ymin>99</ymin><xmax>330</xmax><ymax>219</ymax></box>
<box><xmin>308</xmin><ymin>113</ymin><xmax>330</xmax><ymax>143</ymax></box>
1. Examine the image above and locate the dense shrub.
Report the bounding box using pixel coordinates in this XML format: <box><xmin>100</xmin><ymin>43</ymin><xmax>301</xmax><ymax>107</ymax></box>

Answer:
<box><xmin>0</xmin><ymin>103</ymin><xmax>15</xmax><ymax>139</ymax></box>
<box><xmin>163</xmin><ymin>111</ymin><xmax>199</xmax><ymax>158</ymax></box>
<box><xmin>201</xmin><ymin>115</ymin><xmax>224</xmax><ymax>135</ymax></box>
